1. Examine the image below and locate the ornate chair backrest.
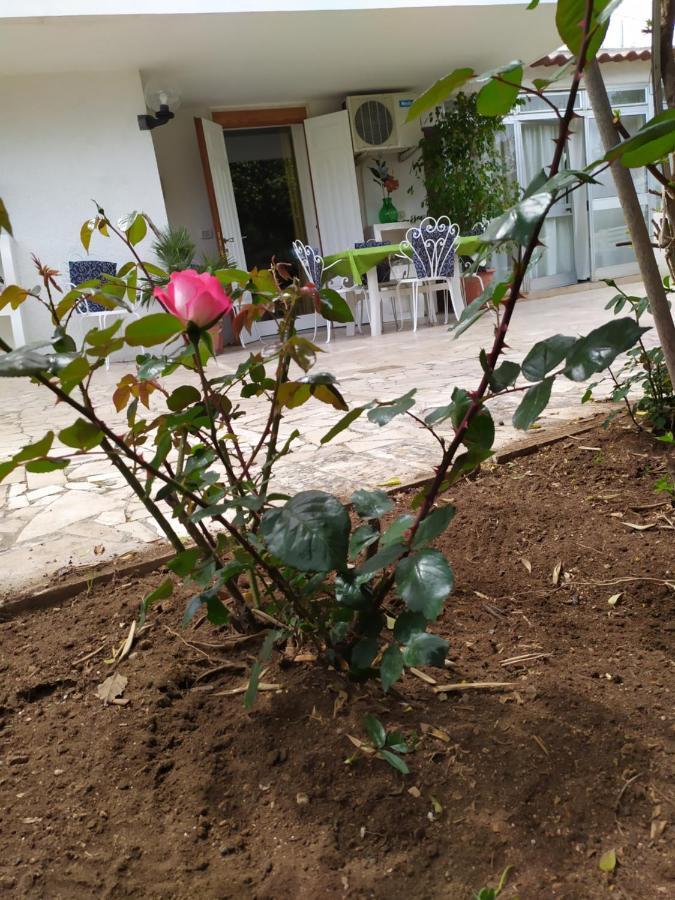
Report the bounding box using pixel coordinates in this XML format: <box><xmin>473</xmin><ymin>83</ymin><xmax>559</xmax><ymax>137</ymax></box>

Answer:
<box><xmin>354</xmin><ymin>239</ymin><xmax>392</xmax><ymax>283</ymax></box>
<box><xmin>69</xmin><ymin>260</ymin><xmax>117</xmax><ymax>313</ymax></box>
<box><xmin>292</xmin><ymin>241</ymin><xmax>324</xmax><ymax>287</ymax></box>
<box><xmin>402</xmin><ymin>216</ymin><xmax>460</xmax><ymax>279</ymax></box>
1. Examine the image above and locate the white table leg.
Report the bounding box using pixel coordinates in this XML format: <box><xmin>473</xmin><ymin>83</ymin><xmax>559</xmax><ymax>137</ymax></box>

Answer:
<box><xmin>366</xmin><ymin>267</ymin><xmax>382</xmax><ymax>337</ymax></box>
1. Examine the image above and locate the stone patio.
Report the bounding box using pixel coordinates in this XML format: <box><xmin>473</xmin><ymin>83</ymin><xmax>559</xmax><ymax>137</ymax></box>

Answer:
<box><xmin>0</xmin><ymin>281</ymin><xmax>648</xmax><ymax>598</ymax></box>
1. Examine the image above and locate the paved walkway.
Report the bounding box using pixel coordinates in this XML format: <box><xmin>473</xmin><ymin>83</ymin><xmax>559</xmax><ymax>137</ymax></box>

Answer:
<box><xmin>0</xmin><ymin>282</ymin><xmax>648</xmax><ymax>598</ymax></box>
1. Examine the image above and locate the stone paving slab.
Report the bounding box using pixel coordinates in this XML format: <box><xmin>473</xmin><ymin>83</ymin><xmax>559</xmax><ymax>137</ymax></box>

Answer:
<box><xmin>0</xmin><ymin>282</ymin><xmax>650</xmax><ymax>599</ymax></box>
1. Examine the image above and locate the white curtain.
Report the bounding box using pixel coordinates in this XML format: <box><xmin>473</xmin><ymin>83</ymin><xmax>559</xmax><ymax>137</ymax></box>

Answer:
<box><xmin>568</xmin><ymin>119</ymin><xmax>590</xmax><ymax>280</ymax></box>
<box><xmin>521</xmin><ymin>121</ymin><xmax>575</xmax><ymax>280</ymax></box>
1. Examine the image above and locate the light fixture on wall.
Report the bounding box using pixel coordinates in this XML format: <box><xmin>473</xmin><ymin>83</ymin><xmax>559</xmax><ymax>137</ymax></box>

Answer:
<box><xmin>138</xmin><ymin>88</ymin><xmax>181</xmax><ymax>131</ymax></box>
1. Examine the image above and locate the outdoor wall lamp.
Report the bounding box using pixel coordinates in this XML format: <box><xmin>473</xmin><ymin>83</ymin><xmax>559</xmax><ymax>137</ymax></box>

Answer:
<box><xmin>138</xmin><ymin>89</ymin><xmax>180</xmax><ymax>131</ymax></box>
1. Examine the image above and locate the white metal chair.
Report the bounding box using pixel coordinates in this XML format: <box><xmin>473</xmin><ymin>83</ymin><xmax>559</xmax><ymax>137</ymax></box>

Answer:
<box><xmin>354</xmin><ymin>239</ymin><xmax>400</xmax><ymax>332</ymax></box>
<box><xmin>69</xmin><ymin>260</ymin><xmax>141</xmax><ymax>369</ymax></box>
<box><xmin>395</xmin><ymin>217</ymin><xmax>465</xmax><ymax>331</ymax></box>
<box><xmin>292</xmin><ymin>241</ymin><xmax>365</xmax><ymax>343</ymax></box>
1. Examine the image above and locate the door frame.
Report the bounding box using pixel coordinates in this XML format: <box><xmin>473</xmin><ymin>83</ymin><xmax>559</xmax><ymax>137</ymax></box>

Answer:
<box><xmin>205</xmin><ymin>105</ymin><xmax>324</xmax><ymax>335</ymax></box>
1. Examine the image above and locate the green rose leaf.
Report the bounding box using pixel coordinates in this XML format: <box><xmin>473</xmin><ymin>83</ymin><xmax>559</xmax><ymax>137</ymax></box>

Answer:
<box><xmin>521</xmin><ymin>334</ymin><xmax>577</xmax><ymax>382</ymax></box>
<box><xmin>452</xmin><ymin>294</ymin><xmax>489</xmax><ymax>339</ymax></box>
<box><xmin>380</xmin><ymin>645</ymin><xmax>405</xmax><ymax>692</ymax></box>
<box><xmin>395</xmin><ymin>549</ymin><xmax>454</xmax><ymax>620</ymax></box>
<box><xmin>214</xmin><ymin>267</ymin><xmax>251</xmax><ymax>285</ymax></box>
<box><xmin>167</xmin><ymin>384</ymin><xmax>201</xmax><ymax>411</ymax></box>
<box><xmin>381</xmin><ymin>514</ymin><xmax>415</xmax><ymax>547</ymax></box>
<box><xmin>126</xmin><ymin>213</ymin><xmax>148</xmax><ymax>246</ymax></box>
<box><xmin>0</xmin><ymin>347</ymin><xmax>53</xmax><ymax>377</ymax></box>
<box><xmin>126</xmin><ymin>313</ymin><xmax>184</xmax><ymax>347</ymax></box>
<box><xmin>464</xmin><ymin>406</ymin><xmax>494</xmax><ymax>450</ymax></box>
<box><xmin>58</xmin><ymin>418</ymin><xmax>103</xmax><ymax>451</ymax></box>
<box><xmin>318</xmin><ymin>288</ymin><xmax>354</xmax><ymax>323</ymax></box>
<box><xmin>556</xmin><ymin>0</ymin><xmax>614</xmax><ymax>61</ymax></box>
<box><xmin>405</xmin><ymin>67</ymin><xmax>475</xmax><ymax>121</ymax></box>
<box><xmin>512</xmin><ymin>376</ymin><xmax>554</xmax><ymax>430</ymax></box>
<box><xmin>393</xmin><ymin>610</ymin><xmax>427</xmax><ymax>643</ymax></box>
<box><xmin>351</xmin><ymin>488</ymin><xmax>394</xmax><ymax>520</ymax></box>
<box><xmin>412</xmin><ymin>505</ymin><xmax>456</xmax><ymax>550</ymax></box>
<box><xmin>476</xmin><ymin>63</ymin><xmax>523</xmax><ymax>117</ymax></box>
<box><xmin>167</xmin><ymin>547</ymin><xmax>202</xmax><ymax>577</ymax></box>
<box><xmin>261</xmin><ymin>490</ymin><xmax>350</xmax><ymax>572</ymax></box>
<box><xmin>563</xmin><ymin>318</ymin><xmax>649</xmax><ymax>382</ymax></box>
<box><xmin>58</xmin><ymin>356</ymin><xmax>91</xmax><ymax>394</ymax></box>
<box><xmin>320</xmin><ymin>404</ymin><xmax>369</xmax><ymax>444</ymax></box>
<box><xmin>349</xmin><ymin>523</ymin><xmax>379</xmax><ymax>560</ymax></box>
<box><xmin>0</xmin><ymin>284</ymin><xmax>30</xmax><ymax>310</ymax></box>
<box><xmin>358</xmin><ymin>540</ymin><xmax>406</xmax><ymax>576</ymax></box>
<box><xmin>14</xmin><ymin>432</ymin><xmax>54</xmax><ymax>463</ymax></box>
<box><xmin>425</xmin><ymin>386</ymin><xmax>471</xmax><ymax>427</ymax></box>
<box><xmin>334</xmin><ymin>573</ymin><xmax>373</xmax><ymax>610</ymax></box>
<box><xmin>0</xmin><ymin>460</ymin><xmax>16</xmax><ymax>482</ymax></box>
<box><xmin>205</xmin><ymin>595</ymin><xmax>230</xmax><ymax>626</ymax></box>
<box><xmin>483</xmin><ymin>191</ymin><xmax>552</xmax><ymax>246</ymax></box>
<box><xmin>488</xmin><ymin>360</ymin><xmax>521</xmax><ymax>393</ymax></box>
<box><xmin>24</xmin><ymin>457</ymin><xmax>69</xmax><ymax>473</ymax></box>
<box><xmin>367</xmin><ymin>389</ymin><xmax>416</xmax><ymax>426</ymax></box>
<box><xmin>402</xmin><ymin>632</ymin><xmax>448</xmax><ymax>667</ymax></box>
<box><xmin>608</xmin><ymin>109</ymin><xmax>675</xmax><ymax>168</ymax></box>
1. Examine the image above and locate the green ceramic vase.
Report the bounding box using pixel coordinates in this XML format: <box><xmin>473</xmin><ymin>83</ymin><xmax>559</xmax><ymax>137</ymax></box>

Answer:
<box><xmin>378</xmin><ymin>196</ymin><xmax>398</xmax><ymax>224</ymax></box>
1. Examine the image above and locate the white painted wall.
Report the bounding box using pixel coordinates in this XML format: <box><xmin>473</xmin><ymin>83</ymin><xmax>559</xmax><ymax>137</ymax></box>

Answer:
<box><xmin>306</xmin><ymin>96</ymin><xmax>426</xmax><ymax>227</ymax></box>
<box><xmin>151</xmin><ymin>105</ymin><xmax>218</xmax><ymax>260</ymax></box>
<box><xmin>0</xmin><ymin>69</ymin><xmax>168</xmax><ymax>346</ymax></box>
<box><xmin>356</xmin><ymin>153</ymin><xmax>425</xmax><ymax>227</ymax></box>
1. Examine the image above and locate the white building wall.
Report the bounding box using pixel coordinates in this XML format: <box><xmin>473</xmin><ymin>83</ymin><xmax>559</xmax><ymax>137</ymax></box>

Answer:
<box><xmin>151</xmin><ymin>104</ymin><xmax>218</xmax><ymax>260</ymax></box>
<box><xmin>0</xmin><ymin>70</ymin><xmax>168</xmax><ymax>344</ymax></box>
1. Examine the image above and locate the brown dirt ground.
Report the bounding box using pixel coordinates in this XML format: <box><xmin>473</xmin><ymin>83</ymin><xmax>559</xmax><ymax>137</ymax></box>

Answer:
<box><xmin>0</xmin><ymin>421</ymin><xmax>673</xmax><ymax>899</ymax></box>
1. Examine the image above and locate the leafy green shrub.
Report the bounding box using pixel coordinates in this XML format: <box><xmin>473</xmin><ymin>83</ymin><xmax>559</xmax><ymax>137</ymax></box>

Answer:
<box><xmin>413</xmin><ymin>91</ymin><xmax>519</xmax><ymax>235</ymax></box>
<box><xmin>583</xmin><ymin>279</ymin><xmax>675</xmax><ymax>434</ymax></box>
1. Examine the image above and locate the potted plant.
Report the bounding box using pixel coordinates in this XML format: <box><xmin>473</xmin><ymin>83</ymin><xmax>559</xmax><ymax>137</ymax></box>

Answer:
<box><xmin>413</xmin><ymin>91</ymin><xmax>519</xmax><ymax>303</ymax></box>
<box><xmin>370</xmin><ymin>159</ymin><xmax>400</xmax><ymax>223</ymax></box>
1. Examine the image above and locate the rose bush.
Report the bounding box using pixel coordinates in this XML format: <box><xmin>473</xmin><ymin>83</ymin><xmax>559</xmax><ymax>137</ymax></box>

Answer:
<box><xmin>0</xmin><ymin>0</ymin><xmax>667</xmax><ymax>707</ymax></box>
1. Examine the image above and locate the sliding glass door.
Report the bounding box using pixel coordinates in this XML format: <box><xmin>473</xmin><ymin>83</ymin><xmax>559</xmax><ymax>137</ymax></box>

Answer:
<box><xmin>520</xmin><ymin>119</ymin><xmax>576</xmax><ymax>289</ymax></box>
<box><xmin>585</xmin><ymin>113</ymin><xmax>650</xmax><ymax>278</ymax></box>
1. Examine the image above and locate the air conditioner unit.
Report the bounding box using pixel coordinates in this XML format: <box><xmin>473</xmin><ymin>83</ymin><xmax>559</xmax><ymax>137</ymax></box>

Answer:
<box><xmin>345</xmin><ymin>92</ymin><xmax>422</xmax><ymax>153</ymax></box>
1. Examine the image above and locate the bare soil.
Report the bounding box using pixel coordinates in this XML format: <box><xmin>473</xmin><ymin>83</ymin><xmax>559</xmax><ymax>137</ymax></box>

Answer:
<box><xmin>0</xmin><ymin>421</ymin><xmax>673</xmax><ymax>899</ymax></box>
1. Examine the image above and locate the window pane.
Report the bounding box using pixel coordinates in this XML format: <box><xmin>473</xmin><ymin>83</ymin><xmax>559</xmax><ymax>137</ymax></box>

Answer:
<box><xmin>607</xmin><ymin>88</ymin><xmax>647</xmax><ymax>106</ymax></box>
<box><xmin>593</xmin><ymin>205</ymin><xmax>648</xmax><ymax>270</ymax></box>
<box><xmin>520</xmin><ymin>91</ymin><xmax>583</xmax><ymax>113</ymax></box>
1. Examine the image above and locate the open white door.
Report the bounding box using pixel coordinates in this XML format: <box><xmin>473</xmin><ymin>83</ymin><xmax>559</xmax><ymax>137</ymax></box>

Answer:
<box><xmin>195</xmin><ymin>117</ymin><xmax>247</xmax><ymax>269</ymax></box>
<box><xmin>304</xmin><ymin>110</ymin><xmax>363</xmax><ymax>255</ymax></box>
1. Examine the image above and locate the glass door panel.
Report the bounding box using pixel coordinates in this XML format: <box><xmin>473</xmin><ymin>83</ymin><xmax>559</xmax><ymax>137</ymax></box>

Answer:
<box><xmin>224</xmin><ymin>125</ymin><xmax>317</xmax><ymax>334</ymax></box>
<box><xmin>585</xmin><ymin>113</ymin><xmax>649</xmax><ymax>278</ymax></box>
<box><xmin>520</xmin><ymin>120</ymin><xmax>577</xmax><ymax>288</ymax></box>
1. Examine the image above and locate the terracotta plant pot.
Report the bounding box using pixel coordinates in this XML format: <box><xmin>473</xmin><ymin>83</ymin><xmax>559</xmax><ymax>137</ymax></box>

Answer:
<box><xmin>463</xmin><ymin>268</ymin><xmax>495</xmax><ymax>304</ymax></box>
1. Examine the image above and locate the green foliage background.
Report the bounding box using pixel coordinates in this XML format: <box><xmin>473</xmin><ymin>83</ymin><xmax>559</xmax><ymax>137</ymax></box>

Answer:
<box><xmin>414</xmin><ymin>91</ymin><xmax>519</xmax><ymax>233</ymax></box>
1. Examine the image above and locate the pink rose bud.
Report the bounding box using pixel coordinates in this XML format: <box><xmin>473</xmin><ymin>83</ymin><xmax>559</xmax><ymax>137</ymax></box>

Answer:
<box><xmin>153</xmin><ymin>269</ymin><xmax>233</xmax><ymax>328</ymax></box>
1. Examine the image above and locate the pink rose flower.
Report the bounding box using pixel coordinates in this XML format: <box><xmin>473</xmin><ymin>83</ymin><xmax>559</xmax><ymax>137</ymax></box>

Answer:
<box><xmin>153</xmin><ymin>269</ymin><xmax>233</xmax><ymax>328</ymax></box>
